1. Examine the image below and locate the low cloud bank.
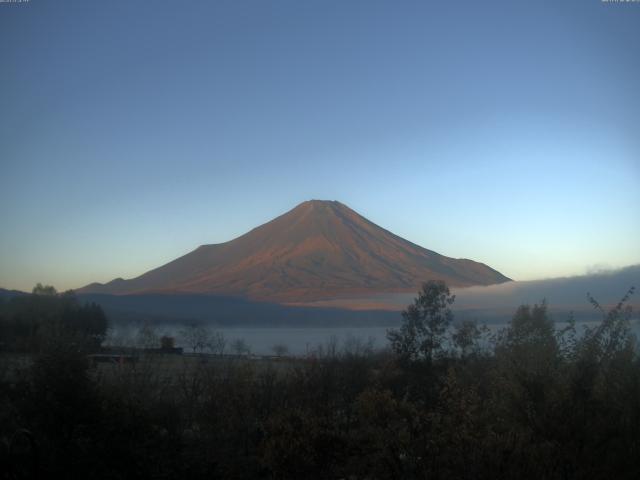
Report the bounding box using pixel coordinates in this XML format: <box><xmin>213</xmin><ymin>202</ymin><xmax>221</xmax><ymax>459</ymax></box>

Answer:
<box><xmin>323</xmin><ymin>265</ymin><xmax>640</xmax><ymax>323</ymax></box>
<box><xmin>453</xmin><ymin>264</ymin><xmax>639</xmax><ymax>310</ymax></box>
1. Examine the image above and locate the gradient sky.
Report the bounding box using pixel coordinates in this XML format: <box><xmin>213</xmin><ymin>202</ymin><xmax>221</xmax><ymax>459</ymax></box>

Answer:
<box><xmin>1</xmin><ymin>0</ymin><xmax>639</xmax><ymax>292</ymax></box>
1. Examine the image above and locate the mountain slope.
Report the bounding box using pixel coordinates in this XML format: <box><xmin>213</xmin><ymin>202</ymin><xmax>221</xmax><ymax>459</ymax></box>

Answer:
<box><xmin>79</xmin><ymin>200</ymin><xmax>510</xmax><ymax>301</ymax></box>
<box><xmin>0</xmin><ymin>288</ymin><xmax>28</xmax><ymax>300</ymax></box>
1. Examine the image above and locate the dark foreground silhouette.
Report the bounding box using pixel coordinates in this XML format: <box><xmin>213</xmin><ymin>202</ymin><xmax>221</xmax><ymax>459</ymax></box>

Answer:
<box><xmin>0</xmin><ymin>282</ymin><xmax>638</xmax><ymax>479</ymax></box>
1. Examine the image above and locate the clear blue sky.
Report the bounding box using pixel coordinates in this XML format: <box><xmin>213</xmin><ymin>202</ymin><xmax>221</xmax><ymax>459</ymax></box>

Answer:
<box><xmin>1</xmin><ymin>0</ymin><xmax>639</xmax><ymax>291</ymax></box>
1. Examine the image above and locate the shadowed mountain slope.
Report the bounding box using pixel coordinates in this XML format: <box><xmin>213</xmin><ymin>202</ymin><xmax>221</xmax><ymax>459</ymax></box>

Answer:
<box><xmin>79</xmin><ymin>200</ymin><xmax>510</xmax><ymax>302</ymax></box>
<box><xmin>0</xmin><ymin>288</ymin><xmax>28</xmax><ymax>300</ymax></box>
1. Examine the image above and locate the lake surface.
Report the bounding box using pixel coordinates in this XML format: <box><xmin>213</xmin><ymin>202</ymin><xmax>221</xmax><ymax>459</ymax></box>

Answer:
<box><xmin>106</xmin><ymin>320</ymin><xmax>640</xmax><ymax>356</ymax></box>
<box><xmin>108</xmin><ymin>325</ymin><xmax>393</xmax><ymax>356</ymax></box>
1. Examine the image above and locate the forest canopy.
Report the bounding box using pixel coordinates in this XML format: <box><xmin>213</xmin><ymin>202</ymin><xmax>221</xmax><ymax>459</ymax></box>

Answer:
<box><xmin>0</xmin><ymin>285</ymin><xmax>107</xmax><ymax>352</ymax></box>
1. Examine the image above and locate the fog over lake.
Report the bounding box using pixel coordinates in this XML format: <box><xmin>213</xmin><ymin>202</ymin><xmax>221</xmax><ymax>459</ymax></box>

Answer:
<box><xmin>107</xmin><ymin>321</ymin><xmax>640</xmax><ymax>357</ymax></box>
<box><xmin>106</xmin><ymin>325</ymin><xmax>387</xmax><ymax>356</ymax></box>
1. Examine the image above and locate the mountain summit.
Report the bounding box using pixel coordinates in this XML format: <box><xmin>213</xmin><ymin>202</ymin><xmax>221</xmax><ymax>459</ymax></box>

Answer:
<box><xmin>79</xmin><ymin>200</ymin><xmax>510</xmax><ymax>301</ymax></box>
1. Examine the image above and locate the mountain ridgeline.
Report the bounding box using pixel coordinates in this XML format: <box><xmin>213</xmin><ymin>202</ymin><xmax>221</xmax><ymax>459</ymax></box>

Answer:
<box><xmin>79</xmin><ymin>201</ymin><xmax>510</xmax><ymax>302</ymax></box>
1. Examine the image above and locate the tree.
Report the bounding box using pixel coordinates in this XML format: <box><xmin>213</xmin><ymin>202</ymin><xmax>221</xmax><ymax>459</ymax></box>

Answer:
<box><xmin>495</xmin><ymin>301</ymin><xmax>558</xmax><ymax>367</ymax></box>
<box><xmin>272</xmin><ymin>343</ymin><xmax>289</xmax><ymax>357</ymax></box>
<box><xmin>60</xmin><ymin>300</ymin><xmax>108</xmax><ymax>348</ymax></box>
<box><xmin>136</xmin><ymin>323</ymin><xmax>158</xmax><ymax>349</ymax></box>
<box><xmin>180</xmin><ymin>324</ymin><xmax>213</xmax><ymax>354</ymax></box>
<box><xmin>231</xmin><ymin>338</ymin><xmax>250</xmax><ymax>356</ymax></box>
<box><xmin>492</xmin><ymin>301</ymin><xmax>562</xmax><ymax>439</ymax></box>
<box><xmin>0</xmin><ymin>287</ymin><xmax>107</xmax><ymax>352</ymax></box>
<box><xmin>452</xmin><ymin>319</ymin><xmax>487</xmax><ymax>358</ymax></box>
<box><xmin>160</xmin><ymin>335</ymin><xmax>175</xmax><ymax>350</ymax></box>
<box><xmin>32</xmin><ymin>283</ymin><xmax>57</xmax><ymax>296</ymax></box>
<box><xmin>387</xmin><ymin>280</ymin><xmax>455</xmax><ymax>362</ymax></box>
<box><xmin>209</xmin><ymin>331</ymin><xmax>226</xmax><ymax>355</ymax></box>
<box><xmin>580</xmin><ymin>286</ymin><xmax>637</xmax><ymax>364</ymax></box>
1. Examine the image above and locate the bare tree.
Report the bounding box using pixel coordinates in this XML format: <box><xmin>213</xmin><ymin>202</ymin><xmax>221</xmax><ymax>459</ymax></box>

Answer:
<box><xmin>209</xmin><ymin>331</ymin><xmax>227</xmax><ymax>356</ymax></box>
<box><xmin>272</xmin><ymin>343</ymin><xmax>289</xmax><ymax>357</ymax></box>
<box><xmin>231</xmin><ymin>338</ymin><xmax>250</xmax><ymax>356</ymax></box>
<box><xmin>136</xmin><ymin>322</ymin><xmax>158</xmax><ymax>349</ymax></box>
<box><xmin>180</xmin><ymin>324</ymin><xmax>212</xmax><ymax>354</ymax></box>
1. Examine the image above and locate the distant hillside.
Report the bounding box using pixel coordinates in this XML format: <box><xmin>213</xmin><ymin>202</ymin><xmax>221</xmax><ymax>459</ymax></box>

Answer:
<box><xmin>0</xmin><ymin>288</ymin><xmax>28</xmax><ymax>300</ymax></box>
<box><xmin>79</xmin><ymin>200</ymin><xmax>510</xmax><ymax>302</ymax></box>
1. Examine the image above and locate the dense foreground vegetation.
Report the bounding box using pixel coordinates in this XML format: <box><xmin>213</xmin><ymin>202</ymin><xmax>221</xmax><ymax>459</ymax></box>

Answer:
<box><xmin>1</xmin><ymin>282</ymin><xmax>639</xmax><ymax>479</ymax></box>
